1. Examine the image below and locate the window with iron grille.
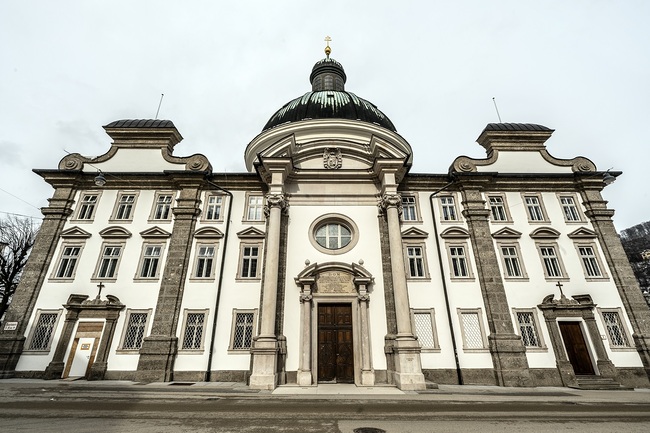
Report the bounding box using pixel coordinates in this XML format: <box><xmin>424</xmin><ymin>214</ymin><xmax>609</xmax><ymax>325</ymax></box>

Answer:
<box><xmin>440</xmin><ymin>196</ymin><xmax>458</xmax><ymax>221</ymax></box>
<box><xmin>559</xmin><ymin>195</ymin><xmax>581</xmax><ymax>222</ymax></box>
<box><xmin>516</xmin><ymin>311</ymin><xmax>541</xmax><ymax>347</ymax></box>
<box><xmin>459</xmin><ymin>310</ymin><xmax>486</xmax><ymax>350</ymax></box>
<box><xmin>195</xmin><ymin>245</ymin><xmax>216</xmax><ymax>278</ymax></box>
<box><xmin>230</xmin><ymin>310</ymin><xmax>256</xmax><ymax>350</ymax></box>
<box><xmin>76</xmin><ymin>193</ymin><xmax>99</xmax><ymax>220</ymax></box>
<box><xmin>524</xmin><ymin>195</ymin><xmax>545</xmax><ymax>221</ymax></box>
<box><xmin>205</xmin><ymin>195</ymin><xmax>223</xmax><ymax>220</ymax></box>
<box><xmin>501</xmin><ymin>245</ymin><xmax>523</xmax><ymax>278</ymax></box>
<box><xmin>539</xmin><ymin>245</ymin><xmax>563</xmax><ymax>278</ymax></box>
<box><xmin>139</xmin><ymin>245</ymin><xmax>162</xmax><ymax>278</ymax></box>
<box><xmin>601</xmin><ymin>310</ymin><xmax>629</xmax><ymax>347</ymax></box>
<box><xmin>152</xmin><ymin>194</ymin><xmax>173</xmax><ymax>220</ymax></box>
<box><xmin>412</xmin><ymin>309</ymin><xmax>438</xmax><ymax>350</ymax></box>
<box><xmin>114</xmin><ymin>194</ymin><xmax>136</xmax><ymax>220</ymax></box>
<box><xmin>121</xmin><ymin>311</ymin><xmax>149</xmax><ymax>350</ymax></box>
<box><xmin>96</xmin><ymin>245</ymin><xmax>122</xmax><ymax>279</ymax></box>
<box><xmin>246</xmin><ymin>195</ymin><xmax>264</xmax><ymax>221</ymax></box>
<box><xmin>488</xmin><ymin>195</ymin><xmax>508</xmax><ymax>221</ymax></box>
<box><xmin>27</xmin><ymin>311</ymin><xmax>60</xmax><ymax>351</ymax></box>
<box><xmin>406</xmin><ymin>246</ymin><xmax>425</xmax><ymax>278</ymax></box>
<box><xmin>239</xmin><ymin>244</ymin><xmax>260</xmax><ymax>279</ymax></box>
<box><xmin>181</xmin><ymin>311</ymin><xmax>207</xmax><ymax>350</ymax></box>
<box><xmin>401</xmin><ymin>196</ymin><xmax>417</xmax><ymax>221</ymax></box>
<box><xmin>54</xmin><ymin>245</ymin><xmax>81</xmax><ymax>279</ymax></box>
<box><xmin>449</xmin><ymin>245</ymin><xmax>469</xmax><ymax>278</ymax></box>
<box><xmin>578</xmin><ymin>245</ymin><xmax>602</xmax><ymax>277</ymax></box>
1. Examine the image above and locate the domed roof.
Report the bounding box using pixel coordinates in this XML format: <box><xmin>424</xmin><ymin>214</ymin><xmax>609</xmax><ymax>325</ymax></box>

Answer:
<box><xmin>262</xmin><ymin>55</ymin><xmax>396</xmax><ymax>132</ymax></box>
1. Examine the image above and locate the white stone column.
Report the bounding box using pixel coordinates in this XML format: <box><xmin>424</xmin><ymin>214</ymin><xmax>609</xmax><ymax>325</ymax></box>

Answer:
<box><xmin>297</xmin><ymin>279</ymin><xmax>314</xmax><ymax>386</ymax></box>
<box><xmin>249</xmin><ymin>193</ymin><xmax>285</xmax><ymax>390</ymax></box>
<box><xmin>356</xmin><ymin>279</ymin><xmax>374</xmax><ymax>386</ymax></box>
<box><xmin>381</xmin><ymin>193</ymin><xmax>426</xmax><ymax>390</ymax></box>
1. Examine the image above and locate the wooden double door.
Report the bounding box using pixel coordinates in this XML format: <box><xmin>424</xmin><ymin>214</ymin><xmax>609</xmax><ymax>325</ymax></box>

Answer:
<box><xmin>559</xmin><ymin>321</ymin><xmax>595</xmax><ymax>375</ymax></box>
<box><xmin>317</xmin><ymin>304</ymin><xmax>354</xmax><ymax>383</ymax></box>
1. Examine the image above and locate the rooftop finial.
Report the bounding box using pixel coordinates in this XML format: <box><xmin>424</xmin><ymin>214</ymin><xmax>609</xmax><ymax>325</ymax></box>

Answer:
<box><xmin>324</xmin><ymin>35</ymin><xmax>332</xmax><ymax>58</ymax></box>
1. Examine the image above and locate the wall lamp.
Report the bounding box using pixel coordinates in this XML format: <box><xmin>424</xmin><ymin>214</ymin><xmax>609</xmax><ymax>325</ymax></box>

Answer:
<box><xmin>94</xmin><ymin>171</ymin><xmax>106</xmax><ymax>187</ymax></box>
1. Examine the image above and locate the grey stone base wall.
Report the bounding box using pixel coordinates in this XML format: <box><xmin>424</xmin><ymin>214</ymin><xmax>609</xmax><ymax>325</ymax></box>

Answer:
<box><xmin>207</xmin><ymin>370</ymin><xmax>249</xmax><ymax>383</ymax></box>
<box><xmin>459</xmin><ymin>368</ymin><xmax>498</xmax><ymax>385</ymax></box>
<box><xmin>373</xmin><ymin>369</ymin><xmax>389</xmax><ymax>384</ymax></box>
<box><xmin>172</xmin><ymin>371</ymin><xmax>207</xmax><ymax>382</ymax></box>
<box><xmin>422</xmin><ymin>369</ymin><xmax>460</xmax><ymax>385</ymax></box>
<box><xmin>528</xmin><ymin>368</ymin><xmax>563</xmax><ymax>386</ymax></box>
<box><xmin>103</xmin><ymin>371</ymin><xmax>138</xmax><ymax>381</ymax></box>
<box><xmin>14</xmin><ymin>370</ymin><xmax>46</xmax><ymax>379</ymax></box>
<box><xmin>616</xmin><ymin>367</ymin><xmax>650</xmax><ymax>388</ymax></box>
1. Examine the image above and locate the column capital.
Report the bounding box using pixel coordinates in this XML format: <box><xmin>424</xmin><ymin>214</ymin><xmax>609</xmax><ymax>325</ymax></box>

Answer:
<box><xmin>264</xmin><ymin>193</ymin><xmax>287</xmax><ymax>217</ymax></box>
<box><xmin>379</xmin><ymin>193</ymin><xmax>402</xmax><ymax>216</ymax></box>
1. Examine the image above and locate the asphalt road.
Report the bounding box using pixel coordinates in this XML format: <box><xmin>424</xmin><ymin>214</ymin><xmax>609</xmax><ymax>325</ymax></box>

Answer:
<box><xmin>1</xmin><ymin>382</ymin><xmax>649</xmax><ymax>432</ymax></box>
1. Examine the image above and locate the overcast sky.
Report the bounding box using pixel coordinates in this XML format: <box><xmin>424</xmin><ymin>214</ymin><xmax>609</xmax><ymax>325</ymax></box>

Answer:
<box><xmin>1</xmin><ymin>1</ymin><xmax>648</xmax><ymax>231</ymax></box>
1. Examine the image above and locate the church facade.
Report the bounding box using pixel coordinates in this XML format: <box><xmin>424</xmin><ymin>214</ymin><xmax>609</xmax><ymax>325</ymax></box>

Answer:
<box><xmin>1</xmin><ymin>50</ymin><xmax>649</xmax><ymax>390</ymax></box>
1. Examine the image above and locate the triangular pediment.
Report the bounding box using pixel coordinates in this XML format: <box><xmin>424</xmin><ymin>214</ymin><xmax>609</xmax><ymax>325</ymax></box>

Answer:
<box><xmin>140</xmin><ymin>226</ymin><xmax>171</xmax><ymax>239</ymax></box>
<box><xmin>237</xmin><ymin>227</ymin><xmax>266</xmax><ymax>239</ymax></box>
<box><xmin>194</xmin><ymin>227</ymin><xmax>224</xmax><ymax>239</ymax></box>
<box><xmin>439</xmin><ymin>227</ymin><xmax>470</xmax><ymax>239</ymax></box>
<box><xmin>60</xmin><ymin>226</ymin><xmax>92</xmax><ymax>239</ymax></box>
<box><xmin>567</xmin><ymin>227</ymin><xmax>597</xmax><ymax>239</ymax></box>
<box><xmin>529</xmin><ymin>227</ymin><xmax>561</xmax><ymax>239</ymax></box>
<box><xmin>491</xmin><ymin>227</ymin><xmax>522</xmax><ymax>239</ymax></box>
<box><xmin>401</xmin><ymin>227</ymin><xmax>428</xmax><ymax>239</ymax></box>
<box><xmin>99</xmin><ymin>226</ymin><xmax>132</xmax><ymax>239</ymax></box>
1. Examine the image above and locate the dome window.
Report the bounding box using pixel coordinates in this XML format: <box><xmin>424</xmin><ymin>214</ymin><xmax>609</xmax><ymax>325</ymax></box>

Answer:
<box><xmin>324</xmin><ymin>74</ymin><xmax>334</xmax><ymax>90</ymax></box>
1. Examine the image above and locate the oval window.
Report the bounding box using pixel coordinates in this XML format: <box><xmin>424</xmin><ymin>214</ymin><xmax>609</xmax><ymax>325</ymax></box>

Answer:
<box><xmin>315</xmin><ymin>222</ymin><xmax>352</xmax><ymax>250</ymax></box>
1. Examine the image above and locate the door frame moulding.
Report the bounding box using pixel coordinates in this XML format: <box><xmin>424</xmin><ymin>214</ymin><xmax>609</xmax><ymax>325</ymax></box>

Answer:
<box><xmin>537</xmin><ymin>293</ymin><xmax>618</xmax><ymax>387</ymax></box>
<box><xmin>43</xmin><ymin>294</ymin><xmax>125</xmax><ymax>380</ymax></box>
<box><xmin>294</xmin><ymin>261</ymin><xmax>375</xmax><ymax>387</ymax></box>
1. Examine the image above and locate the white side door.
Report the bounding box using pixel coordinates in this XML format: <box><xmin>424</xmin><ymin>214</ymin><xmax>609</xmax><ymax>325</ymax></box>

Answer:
<box><xmin>68</xmin><ymin>337</ymin><xmax>95</xmax><ymax>377</ymax></box>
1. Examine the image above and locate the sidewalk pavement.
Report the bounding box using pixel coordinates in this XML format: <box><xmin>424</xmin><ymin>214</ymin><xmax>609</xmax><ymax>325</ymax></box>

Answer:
<box><xmin>1</xmin><ymin>378</ymin><xmax>649</xmax><ymax>404</ymax></box>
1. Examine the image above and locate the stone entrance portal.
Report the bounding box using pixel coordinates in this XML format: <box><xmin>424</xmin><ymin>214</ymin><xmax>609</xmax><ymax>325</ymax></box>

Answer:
<box><xmin>295</xmin><ymin>262</ymin><xmax>374</xmax><ymax>386</ymax></box>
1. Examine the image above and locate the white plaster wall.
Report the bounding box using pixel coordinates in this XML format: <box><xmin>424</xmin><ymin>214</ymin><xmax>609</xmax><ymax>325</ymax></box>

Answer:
<box><xmin>82</xmin><ymin>148</ymin><xmax>186</xmax><ymax>173</ymax></box>
<box><xmin>282</xmin><ymin>203</ymin><xmax>388</xmax><ymax>373</ymax></box>
<box><xmin>476</xmin><ymin>152</ymin><xmax>574</xmax><ymax>174</ymax></box>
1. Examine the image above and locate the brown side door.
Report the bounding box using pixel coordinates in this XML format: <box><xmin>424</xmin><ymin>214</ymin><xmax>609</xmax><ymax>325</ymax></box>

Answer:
<box><xmin>317</xmin><ymin>304</ymin><xmax>354</xmax><ymax>383</ymax></box>
<box><xmin>559</xmin><ymin>321</ymin><xmax>595</xmax><ymax>375</ymax></box>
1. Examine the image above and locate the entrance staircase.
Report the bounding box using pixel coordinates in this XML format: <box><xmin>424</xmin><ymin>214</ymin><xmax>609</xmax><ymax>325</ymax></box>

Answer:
<box><xmin>569</xmin><ymin>375</ymin><xmax>631</xmax><ymax>390</ymax></box>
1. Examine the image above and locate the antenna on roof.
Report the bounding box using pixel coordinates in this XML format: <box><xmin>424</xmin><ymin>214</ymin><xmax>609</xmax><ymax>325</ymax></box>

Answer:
<box><xmin>492</xmin><ymin>97</ymin><xmax>502</xmax><ymax>123</ymax></box>
<box><xmin>155</xmin><ymin>93</ymin><xmax>165</xmax><ymax>120</ymax></box>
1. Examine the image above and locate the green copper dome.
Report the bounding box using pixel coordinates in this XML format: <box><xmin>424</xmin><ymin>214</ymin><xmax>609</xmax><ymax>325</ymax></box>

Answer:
<box><xmin>262</xmin><ymin>57</ymin><xmax>396</xmax><ymax>132</ymax></box>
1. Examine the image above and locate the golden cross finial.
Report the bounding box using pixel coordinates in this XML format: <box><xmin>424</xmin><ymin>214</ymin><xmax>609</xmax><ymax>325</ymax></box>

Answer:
<box><xmin>324</xmin><ymin>36</ymin><xmax>332</xmax><ymax>58</ymax></box>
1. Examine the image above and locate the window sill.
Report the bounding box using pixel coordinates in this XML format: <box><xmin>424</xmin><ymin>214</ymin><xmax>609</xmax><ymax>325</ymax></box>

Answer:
<box><xmin>585</xmin><ymin>277</ymin><xmax>610</xmax><ymax>282</ymax></box>
<box><xmin>608</xmin><ymin>347</ymin><xmax>637</xmax><ymax>352</ymax></box>
<box><xmin>462</xmin><ymin>348</ymin><xmax>489</xmax><ymax>353</ymax></box>
<box><xmin>420</xmin><ymin>348</ymin><xmax>441</xmax><ymax>353</ymax></box>
<box><xmin>48</xmin><ymin>278</ymin><xmax>75</xmax><ymax>283</ymax></box>
<box><xmin>115</xmin><ymin>349</ymin><xmax>142</xmax><ymax>354</ymax></box>
<box><xmin>21</xmin><ymin>350</ymin><xmax>52</xmax><ymax>355</ymax></box>
<box><xmin>450</xmin><ymin>277</ymin><xmax>476</xmax><ymax>282</ymax></box>
<box><xmin>133</xmin><ymin>278</ymin><xmax>161</xmax><ymax>283</ymax></box>
<box><xmin>147</xmin><ymin>219</ymin><xmax>172</xmax><ymax>224</ymax></box>
<box><xmin>407</xmin><ymin>278</ymin><xmax>432</xmax><ymax>282</ymax></box>
<box><xmin>523</xmin><ymin>347</ymin><xmax>548</xmax><ymax>353</ymax></box>
<box><xmin>188</xmin><ymin>277</ymin><xmax>217</xmax><ymax>282</ymax></box>
<box><xmin>235</xmin><ymin>278</ymin><xmax>262</xmax><ymax>282</ymax></box>
<box><xmin>178</xmin><ymin>349</ymin><xmax>205</xmax><ymax>354</ymax></box>
<box><xmin>227</xmin><ymin>349</ymin><xmax>252</xmax><ymax>354</ymax></box>
<box><xmin>503</xmin><ymin>277</ymin><xmax>530</xmax><ymax>282</ymax></box>
<box><xmin>108</xmin><ymin>219</ymin><xmax>134</xmax><ymax>224</ymax></box>
<box><xmin>241</xmin><ymin>219</ymin><xmax>265</xmax><ymax>224</ymax></box>
<box><xmin>69</xmin><ymin>219</ymin><xmax>95</xmax><ymax>224</ymax></box>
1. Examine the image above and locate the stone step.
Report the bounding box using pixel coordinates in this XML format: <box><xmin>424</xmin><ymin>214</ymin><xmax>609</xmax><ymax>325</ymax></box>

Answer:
<box><xmin>568</xmin><ymin>376</ymin><xmax>632</xmax><ymax>390</ymax></box>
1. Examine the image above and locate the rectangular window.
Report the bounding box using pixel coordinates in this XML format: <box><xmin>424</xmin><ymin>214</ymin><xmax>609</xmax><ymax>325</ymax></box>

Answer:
<box><xmin>401</xmin><ymin>195</ymin><xmax>417</xmax><ymax>221</ymax></box>
<box><xmin>194</xmin><ymin>245</ymin><xmax>216</xmax><ymax>279</ymax></box>
<box><xmin>181</xmin><ymin>311</ymin><xmax>207</xmax><ymax>350</ymax></box>
<box><xmin>440</xmin><ymin>196</ymin><xmax>458</xmax><ymax>221</ymax></box>
<box><xmin>600</xmin><ymin>310</ymin><xmax>630</xmax><ymax>347</ymax></box>
<box><xmin>540</xmin><ymin>245</ymin><xmax>563</xmax><ymax>278</ymax></box>
<box><xmin>230</xmin><ymin>310</ymin><xmax>257</xmax><ymax>350</ymax></box>
<box><xmin>54</xmin><ymin>245</ymin><xmax>82</xmax><ymax>279</ymax></box>
<box><xmin>524</xmin><ymin>195</ymin><xmax>545</xmax><ymax>221</ymax></box>
<box><xmin>449</xmin><ymin>245</ymin><xmax>469</xmax><ymax>278</ymax></box>
<box><xmin>411</xmin><ymin>309</ymin><xmax>439</xmax><ymax>351</ymax></box>
<box><xmin>114</xmin><ymin>193</ymin><xmax>136</xmax><ymax>220</ymax></box>
<box><xmin>578</xmin><ymin>245</ymin><xmax>602</xmax><ymax>278</ymax></box>
<box><xmin>501</xmin><ymin>245</ymin><xmax>523</xmax><ymax>278</ymax></box>
<box><xmin>152</xmin><ymin>194</ymin><xmax>173</xmax><ymax>220</ymax></box>
<box><xmin>120</xmin><ymin>310</ymin><xmax>149</xmax><ymax>350</ymax></box>
<box><xmin>26</xmin><ymin>310</ymin><xmax>60</xmax><ymax>351</ymax></box>
<box><xmin>204</xmin><ymin>195</ymin><xmax>223</xmax><ymax>221</ymax></box>
<box><xmin>488</xmin><ymin>195</ymin><xmax>508</xmax><ymax>222</ymax></box>
<box><xmin>139</xmin><ymin>244</ymin><xmax>162</xmax><ymax>279</ymax></box>
<box><xmin>76</xmin><ymin>193</ymin><xmax>99</xmax><ymax>220</ymax></box>
<box><xmin>96</xmin><ymin>245</ymin><xmax>122</xmax><ymax>279</ymax></box>
<box><xmin>245</xmin><ymin>195</ymin><xmax>264</xmax><ymax>221</ymax></box>
<box><xmin>407</xmin><ymin>246</ymin><xmax>425</xmax><ymax>278</ymax></box>
<box><xmin>238</xmin><ymin>244</ymin><xmax>260</xmax><ymax>279</ymax></box>
<box><xmin>516</xmin><ymin>311</ymin><xmax>541</xmax><ymax>347</ymax></box>
<box><xmin>459</xmin><ymin>309</ymin><xmax>487</xmax><ymax>350</ymax></box>
<box><xmin>559</xmin><ymin>195</ymin><xmax>581</xmax><ymax>222</ymax></box>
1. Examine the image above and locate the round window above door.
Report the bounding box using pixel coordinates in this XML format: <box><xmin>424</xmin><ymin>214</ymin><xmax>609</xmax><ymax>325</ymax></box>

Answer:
<box><xmin>309</xmin><ymin>214</ymin><xmax>359</xmax><ymax>255</ymax></box>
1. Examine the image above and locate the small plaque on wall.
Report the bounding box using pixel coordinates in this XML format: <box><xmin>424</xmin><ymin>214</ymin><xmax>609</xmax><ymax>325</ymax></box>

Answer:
<box><xmin>3</xmin><ymin>322</ymin><xmax>17</xmax><ymax>331</ymax></box>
